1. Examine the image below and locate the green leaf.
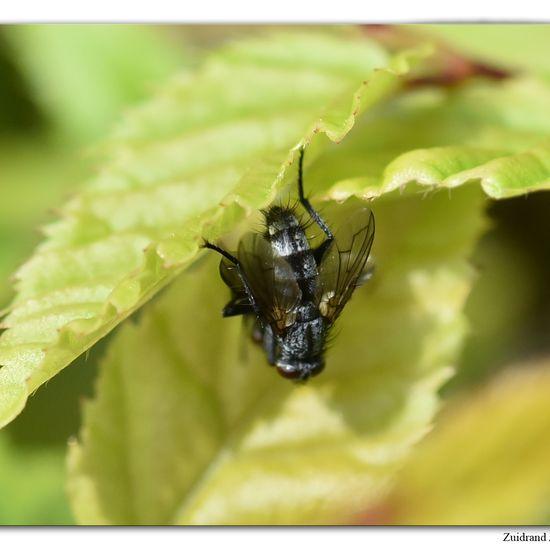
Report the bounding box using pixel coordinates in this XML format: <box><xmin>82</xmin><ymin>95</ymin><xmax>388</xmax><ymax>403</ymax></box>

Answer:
<box><xmin>311</xmin><ymin>76</ymin><xmax>550</xmax><ymax>202</ymax></box>
<box><xmin>0</xmin><ymin>433</ymin><xmax>72</xmax><ymax>524</ymax></box>
<box><xmin>415</xmin><ymin>24</ymin><xmax>550</xmax><ymax>78</ymax></box>
<box><xmin>53</xmin><ymin>30</ymin><xmax>550</xmax><ymax>525</ymax></box>
<box><xmin>0</xmin><ymin>32</ymin><xmax>423</xmax><ymax>429</ymax></box>
<box><xmin>362</xmin><ymin>360</ymin><xmax>550</xmax><ymax>525</ymax></box>
<box><xmin>3</xmin><ymin>25</ymin><xmax>550</xmax><ymax>527</ymax></box>
<box><xmin>67</xmin><ymin>182</ymin><xmax>486</xmax><ymax>525</ymax></box>
<box><xmin>0</xmin><ymin>137</ymin><xmax>92</xmax><ymax>306</ymax></box>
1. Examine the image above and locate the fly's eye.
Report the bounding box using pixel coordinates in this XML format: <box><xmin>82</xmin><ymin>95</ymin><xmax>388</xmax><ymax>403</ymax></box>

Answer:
<box><xmin>276</xmin><ymin>364</ymin><xmax>302</xmax><ymax>380</ymax></box>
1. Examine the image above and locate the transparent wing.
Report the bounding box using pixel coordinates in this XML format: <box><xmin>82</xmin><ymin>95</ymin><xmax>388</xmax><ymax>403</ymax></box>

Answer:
<box><xmin>219</xmin><ymin>255</ymin><xmax>244</xmax><ymax>292</ymax></box>
<box><xmin>317</xmin><ymin>207</ymin><xmax>375</xmax><ymax>324</ymax></box>
<box><xmin>238</xmin><ymin>232</ymin><xmax>302</xmax><ymax>335</ymax></box>
<box><xmin>219</xmin><ymin>257</ymin><xmax>252</xmax><ymax>316</ymax></box>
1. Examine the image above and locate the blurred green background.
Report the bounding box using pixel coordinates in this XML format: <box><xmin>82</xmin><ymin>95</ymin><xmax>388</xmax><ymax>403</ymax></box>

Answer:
<box><xmin>1</xmin><ymin>24</ymin><xmax>550</xmax><ymax>525</ymax></box>
<box><xmin>0</xmin><ymin>24</ymin><xmax>194</xmax><ymax>524</ymax></box>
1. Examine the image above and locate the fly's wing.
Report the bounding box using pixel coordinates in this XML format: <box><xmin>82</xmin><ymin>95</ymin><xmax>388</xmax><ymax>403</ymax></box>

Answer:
<box><xmin>219</xmin><ymin>256</ymin><xmax>242</xmax><ymax>291</ymax></box>
<box><xmin>219</xmin><ymin>257</ymin><xmax>253</xmax><ymax>317</ymax></box>
<box><xmin>317</xmin><ymin>207</ymin><xmax>375</xmax><ymax>325</ymax></box>
<box><xmin>220</xmin><ymin>259</ymin><xmax>259</xmax><ymax>358</ymax></box>
<box><xmin>238</xmin><ymin>232</ymin><xmax>302</xmax><ymax>335</ymax></box>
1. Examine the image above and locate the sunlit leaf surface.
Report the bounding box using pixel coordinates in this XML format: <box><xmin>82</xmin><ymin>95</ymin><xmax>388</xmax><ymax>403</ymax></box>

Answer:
<box><xmin>3</xmin><ymin>27</ymin><xmax>550</xmax><ymax>526</ymax></box>
<box><xmin>67</xmin><ymin>184</ymin><xmax>485</xmax><ymax>525</ymax></box>
<box><xmin>0</xmin><ymin>32</ymin><xmax>422</xmax><ymax>429</ymax></box>
<box><xmin>361</xmin><ymin>360</ymin><xmax>550</xmax><ymax>525</ymax></box>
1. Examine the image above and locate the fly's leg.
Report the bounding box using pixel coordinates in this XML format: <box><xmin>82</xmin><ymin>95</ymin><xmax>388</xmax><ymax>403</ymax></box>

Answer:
<box><xmin>223</xmin><ymin>300</ymin><xmax>255</xmax><ymax>317</ymax></box>
<box><xmin>297</xmin><ymin>148</ymin><xmax>333</xmax><ymax>240</ymax></box>
<box><xmin>251</xmin><ymin>319</ymin><xmax>277</xmax><ymax>365</ymax></box>
<box><xmin>262</xmin><ymin>324</ymin><xmax>277</xmax><ymax>366</ymax></box>
<box><xmin>202</xmin><ymin>240</ymin><xmax>261</xmax><ymax>318</ymax></box>
<box><xmin>297</xmin><ymin>147</ymin><xmax>334</xmax><ymax>264</ymax></box>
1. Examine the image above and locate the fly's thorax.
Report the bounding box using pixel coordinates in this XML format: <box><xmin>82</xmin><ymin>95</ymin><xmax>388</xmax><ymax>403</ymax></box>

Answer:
<box><xmin>265</xmin><ymin>207</ymin><xmax>310</xmax><ymax>258</ymax></box>
<box><xmin>264</xmin><ymin>206</ymin><xmax>299</xmax><ymax>232</ymax></box>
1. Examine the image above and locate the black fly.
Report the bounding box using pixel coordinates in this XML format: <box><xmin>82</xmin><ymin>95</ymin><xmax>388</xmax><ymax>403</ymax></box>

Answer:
<box><xmin>202</xmin><ymin>148</ymin><xmax>375</xmax><ymax>381</ymax></box>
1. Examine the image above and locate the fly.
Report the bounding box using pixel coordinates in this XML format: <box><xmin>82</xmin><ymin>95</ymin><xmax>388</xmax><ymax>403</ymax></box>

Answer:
<box><xmin>202</xmin><ymin>147</ymin><xmax>375</xmax><ymax>381</ymax></box>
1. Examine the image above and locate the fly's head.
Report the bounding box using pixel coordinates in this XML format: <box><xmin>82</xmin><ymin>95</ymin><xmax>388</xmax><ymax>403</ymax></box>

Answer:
<box><xmin>275</xmin><ymin>356</ymin><xmax>325</xmax><ymax>381</ymax></box>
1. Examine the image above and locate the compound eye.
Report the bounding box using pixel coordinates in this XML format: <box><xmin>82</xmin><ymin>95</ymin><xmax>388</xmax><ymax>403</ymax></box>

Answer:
<box><xmin>276</xmin><ymin>364</ymin><xmax>302</xmax><ymax>380</ymax></box>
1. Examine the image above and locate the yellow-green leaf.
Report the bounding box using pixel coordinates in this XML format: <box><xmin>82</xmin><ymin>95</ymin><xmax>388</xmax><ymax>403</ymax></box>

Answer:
<box><xmin>67</xmin><ymin>183</ymin><xmax>486</xmax><ymax>525</ymax></box>
<box><xmin>363</xmin><ymin>360</ymin><xmax>550</xmax><ymax>525</ymax></box>
<box><xmin>0</xmin><ymin>31</ymin><xmax>424</xmax><ymax>430</ymax></box>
